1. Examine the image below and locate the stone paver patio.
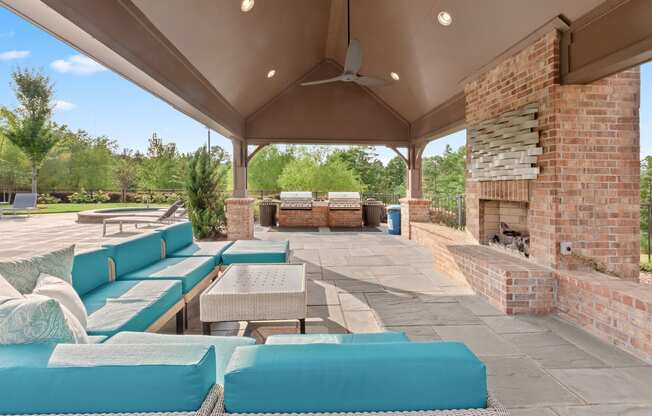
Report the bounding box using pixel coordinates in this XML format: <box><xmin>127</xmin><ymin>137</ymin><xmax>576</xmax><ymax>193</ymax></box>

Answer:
<box><xmin>1</xmin><ymin>213</ymin><xmax>651</xmax><ymax>415</ymax></box>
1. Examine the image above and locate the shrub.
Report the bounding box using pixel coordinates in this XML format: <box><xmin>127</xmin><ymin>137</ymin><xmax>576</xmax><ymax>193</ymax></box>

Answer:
<box><xmin>185</xmin><ymin>147</ymin><xmax>227</xmax><ymax>239</ymax></box>
<box><xmin>69</xmin><ymin>190</ymin><xmax>94</xmax><ymax>203</ymax></box>
<box><xmin>37</xmin><ymin>193</ymin><xmax>61</xmax><ymax>204</ymax></box>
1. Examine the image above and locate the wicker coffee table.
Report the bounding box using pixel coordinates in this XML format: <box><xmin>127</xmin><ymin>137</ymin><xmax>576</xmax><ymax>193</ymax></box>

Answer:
<box><xmin>200</xmin><ymin>263</ymin><xmax>307</xmax><ymax>335</ymax></box>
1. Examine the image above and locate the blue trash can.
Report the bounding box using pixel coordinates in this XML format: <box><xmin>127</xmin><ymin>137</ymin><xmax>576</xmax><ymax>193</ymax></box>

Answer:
<box><xmin>387</xmin><ymin>205</ymin><xmax>401</xmax><ymax>235</ymax></box>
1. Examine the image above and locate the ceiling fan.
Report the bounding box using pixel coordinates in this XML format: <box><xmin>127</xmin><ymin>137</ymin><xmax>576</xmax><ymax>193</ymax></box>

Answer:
<box><xmin>301</xmin><ymin>0</ymin><xmax>391</xmax><ymax>87</ymax></box>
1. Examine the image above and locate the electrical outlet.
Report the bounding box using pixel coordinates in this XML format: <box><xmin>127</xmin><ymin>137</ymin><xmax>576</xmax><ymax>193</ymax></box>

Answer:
<box><xmin>560</xmin><ymin>242</ymin><xmax>572</xmax><ymax>256</ymax></box>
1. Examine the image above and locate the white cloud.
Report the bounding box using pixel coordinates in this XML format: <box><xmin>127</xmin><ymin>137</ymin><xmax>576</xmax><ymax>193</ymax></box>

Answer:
<box><xmin>53</xmin><ymin>100</ymin><xmax>76</xmax><ymax>111</ymax></box>
<box><xmin>0</xmin><ymin>50</ymin><xmax>30</xmax><ymax>61</ymax></box>
<box><xmin>50</xmin><ymin>54</ymin><xmax>107</xmax><ymax>75</ymax></box>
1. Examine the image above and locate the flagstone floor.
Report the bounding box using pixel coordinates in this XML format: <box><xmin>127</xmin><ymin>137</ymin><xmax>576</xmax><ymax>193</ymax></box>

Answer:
<box><xmin>1</xmin><ymin>213</ymin><xmax>651</xmax><ymax>415</ymax></box>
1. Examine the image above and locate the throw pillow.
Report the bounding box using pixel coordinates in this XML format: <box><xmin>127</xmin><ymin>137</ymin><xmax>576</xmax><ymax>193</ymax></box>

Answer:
<box><xmin>33</xmin><ymin>273</ymin><xmax>88</xmax><ymax>329</ymax></box>
<box><xmin>0</xmin><ymin>245</ymin><xmax>75</xmax><ymax>294</ymax></box>
<box><xmin>0</xmin><ymin>293</ymin><xmax>87</xmax><ymax>344</ymax></box>
<box><xmin>0</xmin><ymin>274</ymin><xmax>21</xmax><ymax>299</ymax></box>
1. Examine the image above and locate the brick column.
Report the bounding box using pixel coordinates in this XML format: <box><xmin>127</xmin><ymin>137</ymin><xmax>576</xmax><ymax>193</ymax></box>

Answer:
<box><xmin>399</xmin><ymin>198</ymin><xmax>430</xmax><ymax>239</ymax></box>
<box><xmin>226</xmin><ymin>197</ymin><xmax>255</xmax><ymax>240</ymax></box>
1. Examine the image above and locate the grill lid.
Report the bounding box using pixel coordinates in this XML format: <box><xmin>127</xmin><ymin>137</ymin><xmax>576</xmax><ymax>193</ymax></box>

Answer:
<box><xmin>280</xmin><ymin>191</ymin><xmax>313</xmax><ymax>209</ymax></box>
<box><xmin>328</xmin><ymin>192</ymin><xmax>361</xmax><ymax>209</ymax></box>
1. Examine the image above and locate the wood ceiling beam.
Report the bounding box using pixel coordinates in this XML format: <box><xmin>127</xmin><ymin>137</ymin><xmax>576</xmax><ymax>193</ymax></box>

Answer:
<box><xmin>39</xmin><ymin>0</ymin><xmax>245</xmax><ymax>139</ymax></box>
<box><xmin>562</xmin><ymin>0</ymin><xmax>652</xmax><ymax>84</ymax></box>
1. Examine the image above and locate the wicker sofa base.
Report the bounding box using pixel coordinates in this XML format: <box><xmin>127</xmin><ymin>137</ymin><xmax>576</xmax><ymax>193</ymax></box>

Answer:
<box><xmin>212</xmin><ymin>386</ymin><xmax>510</xmax><ymax>416</ymax></box>
<box><xmin>17</xmin><ymin>385</ymin><xmax>222</xmax><ymax>416</ymax></box>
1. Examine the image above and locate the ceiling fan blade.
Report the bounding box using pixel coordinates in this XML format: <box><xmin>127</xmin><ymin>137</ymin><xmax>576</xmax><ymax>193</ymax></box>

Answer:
<box><xmin>354</xmin><ymin>76</ymin><xmax>389</xmax><ymax>87</ymax></box>
<box><xmin>301</xmin><ymin>75</ymin><xmax>346</xmax><ymax>86</ymax></box>
<box><xmin>344</xmin><ymin>39</ymin><xmax>363</xmax><ymax>74</ymax></box>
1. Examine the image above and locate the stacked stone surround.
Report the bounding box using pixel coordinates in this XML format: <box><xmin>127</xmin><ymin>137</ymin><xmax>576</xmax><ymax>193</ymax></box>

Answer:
<box><xmin>411</xmin><ymin>223</ymin><xmax>556</xmax><ymax>315</ymax></box>
<box><xmin>226</xmin><ymin>197</ymin><xmax>255</xmax><ymax>240</ymax></box>
<box><xmin>465</xmin><ymin>30</ymin><xmax>640</xmax><ymax>280</ymax></box>
<box><xmin>278</xmin><ymin>202</ymin><xmax>328</xmax><ymax>228</ymax></box>
<box><xmin>399</xmin><ymin>198</ymin><xmax>430</xmax><ymax>239</ymax></box>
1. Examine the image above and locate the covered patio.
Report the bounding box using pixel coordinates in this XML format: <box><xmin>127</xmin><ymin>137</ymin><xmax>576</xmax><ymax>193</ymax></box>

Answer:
<box><xmin>1</xmin><ymin>0</ymin><xmax>651</xmax><ymax>414</ymax></box>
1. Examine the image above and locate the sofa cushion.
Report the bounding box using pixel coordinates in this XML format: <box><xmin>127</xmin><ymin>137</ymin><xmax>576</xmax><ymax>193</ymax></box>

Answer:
<box><xmin>119</xmin><ymin>256</ymin><xmax>214</xmax><ymax>294</ymax></box>
<box><xmin>0</xmin><ymin>343</ymin><xmax>215</xmax><ymax>414</ymax></box>
<box><xmin>0</xmin><ymin>245</ymin><xmax>75</xmax><ymax>294</ymax></box>
<box><xmin>265</xmin><ymin>332</ymin><xmax>410</xmax><ymax>345</ymax></box>
<box><xmin>170</xmin><ymin>241</ymin><xmax>234</xmax><ymax>265</ymax></box>
<box><xmin>72</xmin><ymin>247</ymin><xmax>114</xmax><ymax>297</ymax></box>
<box><xmin>0</xmin><ymin>294</ymin><xmax>87</xmax><ymax>344</ymax></box>
<box><xmin>34</xmin><ymin>273</ymin><xmax>88</xmax><ymax>329</ymax></box>
<box><xmin>0</xmin><ymin>274</ymin><xmax>21</xmax><ymax>298</ymax></box>
<box><xmin>157</xmin><ymin>222</ymin><xmax>194</xmax><ymax>256</ymax></box>
<box><xmin>104</xmin><ymin>233</ymin><xmax>162</xmax><ymax>277</ymax></box>
<box><xmin>224</xmin><ymin>342</ymin><xmax>487</xmax><ymax>413</ymax></box>
<box><xmin>106</xmin><ymin>331</ymin><xmax>256</xmax><ymax>384</ymax></box>
<box><xmin>221</xmin><ymin>240</ymin><xmax>289</xmax><ymax>264</ymax></box>
<box><xmin>83</xmin><ymin>280</ymin><xmax>182</xmax><ymax>336</ymax></box>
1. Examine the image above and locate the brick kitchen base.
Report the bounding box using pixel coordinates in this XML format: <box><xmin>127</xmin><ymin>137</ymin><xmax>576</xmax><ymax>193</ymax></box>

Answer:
<box><xmin>226</xmin><ymin>197</ymin><xmax>255</xmax><ymax>240</ymax></box>
<box><xmin>328</xmin><ymin>209</ymin><xmax>362</xmax><ymax>228</ymax></box>
<box><xmin>410</xmin><ymin>222</ymin><xmax>652</xmax><ymax>363</ymax></box>
<box><xmin>278</xmin><ymin>202</ymin><xmax>328</xmax><ymax>228</ymax></box>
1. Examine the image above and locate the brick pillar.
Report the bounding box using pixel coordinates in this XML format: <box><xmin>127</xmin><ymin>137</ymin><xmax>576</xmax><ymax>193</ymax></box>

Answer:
<box><xmin>226</xmin><ymin>197</ymin><xmax>255</xmax><ymax>240</ymax></box>
<box><xmin>399</xmin><ymin>198</ymin><xmax>430</xmax><ymax>239</ymax></box>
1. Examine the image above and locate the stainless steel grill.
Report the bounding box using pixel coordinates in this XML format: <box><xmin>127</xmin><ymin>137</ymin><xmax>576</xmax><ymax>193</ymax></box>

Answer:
<box><xmin>280</xmin><ymin>191</ymin><xmax>313</xmax><ymax>210</ymax></box>
<box><xmin>328</xmin><ymin>192</ymin><xmax>361</xmax><ymax>210</ymax></box>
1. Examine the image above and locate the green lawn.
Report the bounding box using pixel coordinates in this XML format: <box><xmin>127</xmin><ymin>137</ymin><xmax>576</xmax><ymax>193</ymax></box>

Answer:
<box><xmin>32</xmin><ymin>203</ymin><xmax>166</xmax><ymax>214</ymax></box>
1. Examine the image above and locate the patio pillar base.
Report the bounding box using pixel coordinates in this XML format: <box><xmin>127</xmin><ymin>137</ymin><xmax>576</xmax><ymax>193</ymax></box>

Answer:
<box><xmin>226</xmin><ymin>197</ymin><xmax>255</xmax><ymax>240</ymax></box>
<box><xmin>399</xmin><ymin>198</ymin><xmax>430</xmax><ymax>240</ymax></box>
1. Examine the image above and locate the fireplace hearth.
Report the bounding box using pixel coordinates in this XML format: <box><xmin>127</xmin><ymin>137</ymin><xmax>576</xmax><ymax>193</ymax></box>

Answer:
<box><xmin>480</xmin><ymin>199</ymin><xmax>530</xmax><ymax>257</ymax></box>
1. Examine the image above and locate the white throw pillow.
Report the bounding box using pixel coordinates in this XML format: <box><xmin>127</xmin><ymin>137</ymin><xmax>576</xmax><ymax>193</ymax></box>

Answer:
<box><xmin>0</xmin><ymin>274</ymin><xmax>21</xmax><ymax>299</ymax></box>
<box><xmin>0</xmin><ymin>293</ymin><xmax>88</xmax><ymax>344</ymax></box>
<box><xmin>0</xmin><ymin>245</ymin><xmax>75</xmax><ymax>294</ymax></box>
<box><xmin>33</xmin><ymin>273</ymin><xmax>88</xmax><ymax>329</ymax></box>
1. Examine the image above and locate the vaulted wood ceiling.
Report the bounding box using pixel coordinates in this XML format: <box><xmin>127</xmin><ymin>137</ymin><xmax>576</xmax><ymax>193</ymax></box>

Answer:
<box><xmin>3</xmin><ymin>0</ymin><xmax>649</xmax><ymax>145</ymax></box>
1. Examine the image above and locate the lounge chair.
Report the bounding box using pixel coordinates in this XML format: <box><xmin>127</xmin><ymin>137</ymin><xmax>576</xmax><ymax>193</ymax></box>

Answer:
<box><xmin>102</xmin><ymin>200</ymin><xmax>183</xmax><ymax>236</ymax></box>
<box><xmin>0</xmin><ymin>192</ymin><xmax>37</xmax><ymax>219</ymax></box>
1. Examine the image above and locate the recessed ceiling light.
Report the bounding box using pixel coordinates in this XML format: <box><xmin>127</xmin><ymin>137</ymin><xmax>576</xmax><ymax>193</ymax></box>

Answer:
<box><xmin>241</xmin><ymin>0</ymin><xmax>254</xmax><ymax>13</ymax></box>
<box><xmin>267</xmin><ymin>69</ymin><xmax>276</xmax><ymax>78</ymax></box>
<box><xmin>437</xmin><ymin>11</ymin><xmax>452</xmax><ymax>26</ymax></box>
<box><xmin>390</xmin><ymin>72</ymin><xmax>400</xmax><ymax>81</ymax></box>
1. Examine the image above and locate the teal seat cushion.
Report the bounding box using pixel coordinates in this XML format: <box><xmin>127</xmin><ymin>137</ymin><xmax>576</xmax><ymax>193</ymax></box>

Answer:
<box><xmin>83</xmin><ymin>280</ymin><xmax>182</xmax><ymax>336</ymax></box>
<box><xmin>170</xmin><ymin>241</ymin><xmax>234</xmax><ymax>265</ymax></box>
<box><xmin>0</xmin><ymin>343</ymin><xmax>215</xmax><ymax>414</ymax></box>
<box><xmin>157</xmin><ymin>222</ymin><xmax>194</xmax><ymax>257</ymax></box>
<box><xmin>106</xmin><ymin>332</ymin><xmax>256</xmax><ymax>384</ymax></box>
<box><xmin>119</xmin><ymin>256</ymin><xmax>214</xmax><ymax>294</ymax></box>
<box><xmin>224</xmin><ymin>342</ymin><xmax>487</xmax><ymax>413</ymax></box>
<box><xmin>104</xmin><ymin>233</ymin><xmax>163</xmax><ymax>277</ymax></box>
<box><xmin>71</xmin><ymin>247</ymin><xmax>114</xmax><ymax>297</ymax></box>
<box><xmin>265</xmin><ymin>332</ymin><xmax>410</xmax><ymax>344</ymax></box>
<box><xmin>221</xmin><ymin>240</ymin><xmax>289</xmax><ymax>264</ymax></box>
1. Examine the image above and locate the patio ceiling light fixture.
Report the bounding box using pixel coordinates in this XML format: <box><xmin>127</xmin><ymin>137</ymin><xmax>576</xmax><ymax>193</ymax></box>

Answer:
<box><xmin>390</xmin><ymin>72</ymin><xmax>400</xmax><ymax>81</ymax></box>
<box><xmin>241</xmin><ymin>0</ymin><xmax>254</xmax><ymax>13</ymax></box>
<box><xmin>437</xmin><ymin>11</ymin><xmax>452</xmax><ymax>26</ymax></box>
<box><xmin>267</xmin><ymin>69</ymin><xmax>276</xmax><ymax>78</ymax></box>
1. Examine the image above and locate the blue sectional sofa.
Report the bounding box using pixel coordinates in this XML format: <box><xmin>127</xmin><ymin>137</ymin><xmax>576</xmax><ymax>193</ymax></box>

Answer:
<box><xmin>72</xmin><ymin>247</ymin><xmax>184</xmax><ymax>336</ymax></box>
<box><xmin>221</xmin><ymin>239</ymin><xmax>290</xmax><ymax>264</ymax></box>
<box><xmin>156</xmin><ymin>222</ymin><xmax>234</xmax><ymax>266</ymax></box>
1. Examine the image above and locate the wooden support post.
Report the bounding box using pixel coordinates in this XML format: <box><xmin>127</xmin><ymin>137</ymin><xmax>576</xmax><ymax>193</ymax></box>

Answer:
<box><xmin>407</xmin><ymin>143</ymin><xmax>425</xmax><ymax>199</ymax></box>
<box><xmin>232</xmin><ymin>139</ymin><xmax>247</xmax><ymax>198</ymax></box>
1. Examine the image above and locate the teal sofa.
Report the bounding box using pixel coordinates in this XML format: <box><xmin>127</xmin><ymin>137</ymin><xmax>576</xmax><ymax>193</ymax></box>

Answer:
<box><xmin>72</xmin><ymin>247</ymin><xmax>184</xmax><ymax>336</ymax></box>
<box><xmin>156</xmin><ymin>222</ymin><xmax>234</xmax><ymax>266</ymax></box>
<box><xmin>104</xmin><ymin>232</ymin><xmax>216</xmax><ymax>300</ymax></box>
<box><xmin>221</xmin><ymin>239</ymin><xmax>290</xmax><ymax>264</ymax></box>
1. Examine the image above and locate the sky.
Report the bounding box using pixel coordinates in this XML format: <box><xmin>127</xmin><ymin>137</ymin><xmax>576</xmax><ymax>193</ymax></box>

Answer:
<box><xmin>0</xmin><ymin>7</ymin><xmax>648</xmax><ymax>163</ymax></box>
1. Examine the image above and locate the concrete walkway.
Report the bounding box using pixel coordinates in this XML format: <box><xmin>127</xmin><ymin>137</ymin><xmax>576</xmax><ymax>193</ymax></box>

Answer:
<box><xmin>1</xmin><ymin>214</ymin><xmax>651</xmax><ymax>415</ymax></box>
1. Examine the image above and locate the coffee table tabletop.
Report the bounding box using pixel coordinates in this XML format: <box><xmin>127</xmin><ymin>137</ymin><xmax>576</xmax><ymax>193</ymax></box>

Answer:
<box><xmin>200</xmin><ymin>263</ymin><xmax>307</xmax><ymax>334</ymax></box>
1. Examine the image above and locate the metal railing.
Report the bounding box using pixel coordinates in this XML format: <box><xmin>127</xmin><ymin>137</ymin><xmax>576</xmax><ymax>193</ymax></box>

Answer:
<box><xmin>427</xmin><ymin>193</ymin><xmax>466</xmax><ymax>229</ymax></box>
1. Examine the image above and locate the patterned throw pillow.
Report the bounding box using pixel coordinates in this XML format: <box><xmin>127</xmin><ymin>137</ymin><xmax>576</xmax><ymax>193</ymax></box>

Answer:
<box><xmin>0</xmin><ymin>293</ymin><xmax>88</xmax><ymax>344</ymax></box>
<box><xmin>33</xmin><ymin>273</ymin><xmax>88</xmax><ymax>329</ymax></box>
<box><xmin>0</xmin><ymin>245</ymin><xmax>75</xmax><ymax>294</ymax></box>
<box><xmin>0</xmin><ymin>274</ymin><xmax>21</xmax><ymax>299</ymax></box>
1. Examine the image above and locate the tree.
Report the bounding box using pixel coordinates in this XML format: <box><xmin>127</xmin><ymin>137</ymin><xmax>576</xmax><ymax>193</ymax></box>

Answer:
<box><xmin>185</xmin><ymin>147</ymin><xmax>228</xmax><ymax>239</ymax></box>
<box><xmin>0</xmin><ymin>69</ymin><xmax>62</xmax><ymax>193</ymax></box>
<box><xmin>422</xmin><ymin>145</ymin><xmax>466</xmax><ymax>196</ymax></box>
<box><xmin>384</xmin><ymin>156</ymin><xmax>407</xmax><ymax>195</ymax></box>
<box><xmin>114</xmin><ymin>151</ymin><xmax>139</xmax><ymax>202</ymax></box>
<box><xmin>278</xmin><ymin>154</ymin><xmax>362</xmax><ymax>192</ymax></box>
<box><xmin>327</xmin><ymin>146</ymin><xmax>386</xmax><ymax>192</ymax></box>
<box><xmin>139</xmin><ymin>133</ymin><xmax>183</xmax><ymax>190</ymax></box>
<box><xmin>247</xmin><ymin>145</ymin><xmax>295</xmax><ymax>191</ymax></box>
